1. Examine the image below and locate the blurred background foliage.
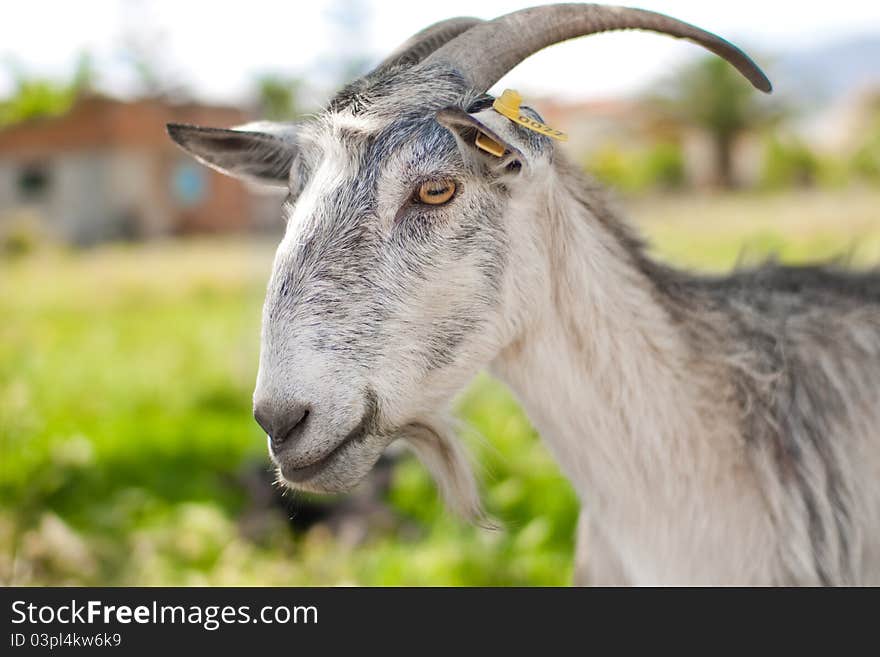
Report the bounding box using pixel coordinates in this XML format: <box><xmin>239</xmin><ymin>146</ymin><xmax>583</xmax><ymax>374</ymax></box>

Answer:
<box><xmin>0</xmin><ymin>53</ymin><xmax>96</xmax><ymax>128</ymax></box>
<box><xmin>3</xmin><ymin>187</ymin><xmax>880</xmax><ymax>585</ymax></box>
<box><xmin>0</xmin><ymin>241</ymin><xmax>580</xmax><ymax>585</ymax></box>
<box><xmin>585</xmin><ymin>141</ymin><xmax>685</xmax><ymax>194</ymax></box>
<box><xmin>1</xmin><ymin>0</ymin><xmax>879</xmax><ymax>585</ymax></box>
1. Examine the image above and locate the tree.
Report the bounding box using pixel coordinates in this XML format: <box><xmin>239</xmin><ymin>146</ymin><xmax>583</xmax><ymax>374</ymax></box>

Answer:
<box><xmin>652</xmin><ymin>55</ymin><xmax>783</xmax><ymax>188</ymax></box>
<box><xmin>255</xmin><ymin>75</ymin><xmax>302</xmax><ymax>121</ymax></box>
<box><xmin>0</xmin><ymin>51</ymin><xmax>95</xmax><ymax>128</ymax></box>
<box><xmin>851</xmin><ymin>92</ymin><xmax>880</xmax><ymax>181</ymax></box>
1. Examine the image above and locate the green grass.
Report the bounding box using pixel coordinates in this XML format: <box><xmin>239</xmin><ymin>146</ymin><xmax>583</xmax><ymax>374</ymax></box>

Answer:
<box><xmin>2</xmin><ymin>188</ymin><xmax>879</xmax><ymax>585</ymax></box>
<box><xmin>630</xmin><ymin>187</ymin><xmax>880</xmax><ymax>269</ymax></box>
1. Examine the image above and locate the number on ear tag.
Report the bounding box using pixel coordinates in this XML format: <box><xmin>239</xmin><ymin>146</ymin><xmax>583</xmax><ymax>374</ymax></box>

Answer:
<box><xmin>493</xmin><ymin>89</ymin><xmax>568</xmax><ymax>142</ymax></box>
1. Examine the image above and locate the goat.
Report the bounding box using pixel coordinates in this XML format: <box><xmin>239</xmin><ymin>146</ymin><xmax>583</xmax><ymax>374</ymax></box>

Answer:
<box><xmin>168</xmin><ymin>4</ymin><xmax>880</xmax><ymax>585</ymax></box>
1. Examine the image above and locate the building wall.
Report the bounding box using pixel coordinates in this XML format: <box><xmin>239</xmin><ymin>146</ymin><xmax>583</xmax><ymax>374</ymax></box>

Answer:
<box><xmin>0</xmin><ymin>150</ymin><xmax>165</xmax><ymax>244</ymax></box>
<box><xmin>53</xmin><ymin>152</ymin><xmax>109</xmax><ymax>242</ymax></box>
<box><xmin>0</xmin><ymin>97</ymin><xmax>263</xmax><ymax>244</ymax></box>
<box><xmin>0</xmin><ymin>161</ymin><xmax>20</xmax><ymax>213</ymax></box>
<box><xmin>248</xmin><ymin>187</ymin><xmax>287</xmax><ymax>235</ymax></box>
<box><xmin>0</xmin><ymin>154</ymin><xmax>110</xmax><ymax>242</ymax></box>
<box><xmin>107</xmin><ymin>150</ymin><xmax>169</xmax><ymax>237</ymax></box>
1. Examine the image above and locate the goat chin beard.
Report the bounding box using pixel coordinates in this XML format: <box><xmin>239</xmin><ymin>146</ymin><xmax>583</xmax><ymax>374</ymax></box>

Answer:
<box><xmin>400</xmin><ymin>418</ymin><xmax>492</xmax><ymax>528</ymax></box>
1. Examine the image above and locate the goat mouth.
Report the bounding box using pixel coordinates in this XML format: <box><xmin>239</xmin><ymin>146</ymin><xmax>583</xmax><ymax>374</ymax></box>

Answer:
<box><xmin>277</xmin><ymin>420</ymin><xmax>370</xmax><ymax>485</ymax></box>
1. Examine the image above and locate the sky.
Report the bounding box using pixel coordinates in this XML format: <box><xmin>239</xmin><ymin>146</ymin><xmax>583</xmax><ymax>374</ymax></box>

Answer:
<box><xmin>1</xmin><ymin>0</ymin><xmax>879</xmax><ymax>104</ymax></box>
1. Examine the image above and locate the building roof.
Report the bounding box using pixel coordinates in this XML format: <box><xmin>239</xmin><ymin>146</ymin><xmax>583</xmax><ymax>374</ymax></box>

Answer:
<box><xmin>0</xmin><ymin>94</ymin><xmax>250</xmax><ymax>157</ymax></box>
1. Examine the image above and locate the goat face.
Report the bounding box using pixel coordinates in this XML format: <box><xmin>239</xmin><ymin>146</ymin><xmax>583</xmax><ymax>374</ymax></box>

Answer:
<box><xmin>168</xmin><ymin>4</ymin><xmax>770</xmax><ymax>515</ymax></box>
<box><xmin>168</xmin><ymin>66</ymin><xmax>552</xmax><ymax>500</ymax></box>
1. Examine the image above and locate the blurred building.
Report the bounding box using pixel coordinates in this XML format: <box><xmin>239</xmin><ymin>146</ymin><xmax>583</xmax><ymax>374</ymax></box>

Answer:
<box><xmin>0</xmin><ymin>95</ymin><xmax>280</xmax><ymax>244</ymax></box>
<box><xmin>538</xmin><ymin>97</ymin><xmax>667</xmax><ymax>156</ymax></box>
<box><xmin>536</xmin><ymin>96</ymin><xmax>763</xmax><ymax>188</ymax></box>
<box><xmin>801</xmin><ymin>85</ymin><xmax>880</xmax><ymax>153</ymax></box>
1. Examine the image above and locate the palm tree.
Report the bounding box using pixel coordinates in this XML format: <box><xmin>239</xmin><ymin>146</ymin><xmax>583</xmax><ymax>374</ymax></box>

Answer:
<box><xmin>653</xmin><ymin>55</ymin><xmax>782</xmax><ymax>188</ymax></box>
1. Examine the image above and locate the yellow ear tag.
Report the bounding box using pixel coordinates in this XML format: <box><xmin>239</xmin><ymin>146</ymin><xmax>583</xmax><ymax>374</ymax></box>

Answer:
<box><xmin>493</xmin><ymin>89</ymin><xmax>567</xmax><ymax>142</ymax></box>
<box><xmin>475</xmin><ymin>131</ymin><xmax>506</xmax><ymax>157</ymax></box>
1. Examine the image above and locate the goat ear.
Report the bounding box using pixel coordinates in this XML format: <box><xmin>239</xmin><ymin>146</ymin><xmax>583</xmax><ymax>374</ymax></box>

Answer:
<box><xmin>166</xmin><ymin>122</ymin><xmax>298</xmax><ymax>188</ymax></box>
<box><xmin>436</xmin><ymin>107</ymin><xmax>526</xmax><ymax>173</ymax></box>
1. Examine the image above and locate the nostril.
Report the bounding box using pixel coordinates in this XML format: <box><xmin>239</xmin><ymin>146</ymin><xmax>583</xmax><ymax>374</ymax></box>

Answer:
<box><xmin>253</xmin><ymin>406</ymin><xmax>273</xmax><ymax>437</ymax></box>
<box><xmin>271</xmin><ymin>406</ymin><xmax>310</xmax><ymax>449</ymax></box>
<box><xmin>289</xmin><ymin>406</ymin><xmax>309</xmax><ymax>435</ymax></box>
<box><xmin>254</xmin><ymin>402</ymin><xmax>311</xmax><ymax>450</ymax></box>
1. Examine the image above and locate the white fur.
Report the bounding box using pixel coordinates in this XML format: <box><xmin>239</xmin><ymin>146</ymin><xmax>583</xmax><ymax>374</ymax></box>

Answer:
<box><xmin>488</xmin><ymin>172</ymin><xmax>778</xmax><ymax>584</ymax></box>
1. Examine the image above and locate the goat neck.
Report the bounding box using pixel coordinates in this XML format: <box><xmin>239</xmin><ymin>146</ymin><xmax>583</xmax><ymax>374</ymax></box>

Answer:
<box><xmin>490</xmin><ymin>158</ymin><xmax>775</xmax><ymax>584</ymax></box>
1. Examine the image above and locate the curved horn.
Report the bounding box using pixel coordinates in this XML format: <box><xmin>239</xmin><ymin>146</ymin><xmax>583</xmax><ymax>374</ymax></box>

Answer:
<box><xmin>424</xmin><ymin>3</ymin><xmax>771</xmax><ymax>94</ymax></box>
<box><xmin>377</xmin><ymin>16</ymin><xmax>483</xmax><ymax>69</ymax></box>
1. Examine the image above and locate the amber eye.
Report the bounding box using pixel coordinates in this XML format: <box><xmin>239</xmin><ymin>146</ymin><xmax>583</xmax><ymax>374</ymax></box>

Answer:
<box><xmin>416</xmin><ymin>179</ymin><xmax>456</xmax><ymax>205</ymax></box>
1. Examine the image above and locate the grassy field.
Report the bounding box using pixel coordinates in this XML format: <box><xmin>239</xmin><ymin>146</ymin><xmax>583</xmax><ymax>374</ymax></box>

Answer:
<box><xmin>2</xmin><ymin>188</ymin><xmax>879</xmax><ymax>585</ymax></box>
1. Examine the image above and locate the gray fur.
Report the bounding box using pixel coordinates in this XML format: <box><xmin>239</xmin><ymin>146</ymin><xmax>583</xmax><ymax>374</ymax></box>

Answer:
<box><xmin>168</xmin><ymin>10</ymin><xmax>880</xmax><ymax>585</ymax></box>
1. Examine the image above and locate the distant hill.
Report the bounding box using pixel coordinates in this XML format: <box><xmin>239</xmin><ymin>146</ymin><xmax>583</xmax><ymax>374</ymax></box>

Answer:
<box><xmin>773</xmin><ymin>34</ymin><xmax>880</xmax><ymax>107</ymax></box>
